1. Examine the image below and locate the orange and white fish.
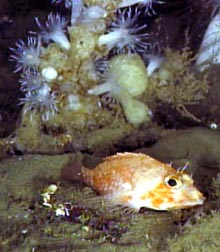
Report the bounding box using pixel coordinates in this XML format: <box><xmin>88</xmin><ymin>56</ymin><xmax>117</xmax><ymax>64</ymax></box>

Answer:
<box><xmin>64</xmin><ymin>152</ymin><xmax>204</xmax><ymax>211</ymax></box>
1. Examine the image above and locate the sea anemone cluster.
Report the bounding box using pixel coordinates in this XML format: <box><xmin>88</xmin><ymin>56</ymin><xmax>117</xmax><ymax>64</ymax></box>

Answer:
<box><xmin>8</xmin><ymin>0</ymin><xmax>210</xmax><ymax>153</ymax></box>
<box><xmin>9</xmin><ymin>0</ymin><xmax>161</xmax><ymax>124</ymax></box>
<box><xmin>9</xmin><ymin>34</ymin><xmax>59</xmax><ymax>121</ymax></box>
<box><xmin>9</xmin><ymin>11</ymin><xmax>73</xmax><ymax>121</ymax></box>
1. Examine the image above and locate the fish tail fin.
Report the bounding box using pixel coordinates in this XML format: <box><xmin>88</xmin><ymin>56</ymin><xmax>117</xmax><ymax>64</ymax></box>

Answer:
<box><xmin>61</xmin><ymin>152</ymin><xmax>102</xmax><ymax>183</ymax></box>
<box><xmin>61</xmin><ymin>152</ymin><xmax>84</xmax><ymax>182</ymax></box>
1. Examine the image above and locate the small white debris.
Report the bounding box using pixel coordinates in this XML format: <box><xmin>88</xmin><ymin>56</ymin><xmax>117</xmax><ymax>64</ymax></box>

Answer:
<box><xmin>55</xmin><ymin>205</ymin><xmax>66</xmax><ymax>216</ymax></box>
<box><xmin>47</xmin><ymin>184</ymin><xmax>58</xmax><ymax>194</ymax></box>
<box><xmin>65</xmin><ymin>94</ymin><xmax>82</xmax><ymax>110</ymax></box>
<box><xmin>41</xmin><ymin>192</ymin><xmax>51</xmax><ymax>203</ymax></box>
<box><xmin>84</xmin><ymin>6</ymin><xmax>107</xmax><ymax>20</ymax></box>
<box><xmin>81</xmin><ymin>226</ymin><xmax>89</xmax><ymax>232</ymax></box>
<box><xmin>41</xmin><ymin>184</ymin><xmax>58</xmax><ymax>208</ymax></box>
<box><xmin>41</xmin><ymin>67</ymin><xmax>58</xmax><ymax>81</ymax></box>
<box><xmin>42</xmin><ymin>202</ymin><xmax>53</xmax><ymax>208</ymax></box>
<box><xmin>21</xmin><ymin>229</ymin><xmax>28</xmax><ymax>234</ymax></box>
<box><xmin>210</xmin><ymin>122</ymin><xmax>218</xmax><ymax>130</ymax></box>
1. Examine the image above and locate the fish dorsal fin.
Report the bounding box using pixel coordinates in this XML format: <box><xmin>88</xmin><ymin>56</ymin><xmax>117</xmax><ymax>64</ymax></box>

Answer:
<box><xmin>103</xmin><ymin>152</ymin><xmax>148</xmax><ymax>162</ymax></box>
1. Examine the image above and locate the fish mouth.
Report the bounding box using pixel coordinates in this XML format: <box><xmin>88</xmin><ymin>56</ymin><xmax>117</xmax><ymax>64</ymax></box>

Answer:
<box><xmin>180</xmin><ymin>190</ymin><xmax>205</xmax><ymax>208</ymax></box>
<box><xmin>183</xmin><ymin>198</ymin><xmax>204</xmax><ymax>207</ymax></box>
<box><xmin>174</xmin><ymin>198</ymin><xmax>205</xmax><ymax>210</ymax></box>
<box><xmin>167</xmin><ymin>197</ymin><xmax>205</xmax><ymax>210</ymax></box>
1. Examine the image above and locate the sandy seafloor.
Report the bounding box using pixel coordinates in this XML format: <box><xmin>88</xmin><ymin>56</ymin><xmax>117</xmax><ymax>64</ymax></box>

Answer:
<box><xmin>1</xmin><ymin>128</ymin><xmax>220</xmax><ymax>251</ymax></box>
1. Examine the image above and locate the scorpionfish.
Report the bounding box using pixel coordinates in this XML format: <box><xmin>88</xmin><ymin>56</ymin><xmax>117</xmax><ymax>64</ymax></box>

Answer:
<box><xmin>69</xmin><ymin>152</ymin><xmax>204</xmax><ymax>211</ymax></box>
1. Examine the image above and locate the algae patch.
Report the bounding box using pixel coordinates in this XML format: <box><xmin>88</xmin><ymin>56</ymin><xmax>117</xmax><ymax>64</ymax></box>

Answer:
<box><xmin>0</xmin><ymin>154</ymin><xmax>179</xmax><ymax>252</ymax></box>
<box><xmin>166</xmin><ymin>212</ymin><xmax>220</xmax><ymax>252</ymax></box>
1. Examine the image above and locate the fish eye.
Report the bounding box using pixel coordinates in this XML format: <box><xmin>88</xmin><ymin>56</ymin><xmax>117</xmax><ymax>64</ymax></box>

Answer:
<box><xmin>167</xmin><ymin>179</ymin><xmax>177</xmax><ymax>187</ymax></box>
<box><xmin>164</xmin><ymin>176</ymin><xmax>182</xmax><ymax>189</ymax></box>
